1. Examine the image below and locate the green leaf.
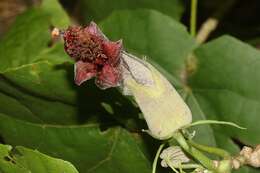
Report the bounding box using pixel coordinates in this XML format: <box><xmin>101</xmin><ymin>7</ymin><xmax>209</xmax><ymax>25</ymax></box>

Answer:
<box><xmin>0</xmin><ymin>4</ymin><xmax>78</xmax><ymax>124</ymax></box>
<box><xmin>189</xmin><ymin>36</ymin><xmax>260</xmax><ymax>146</ymax></box>
<box><xmin>78</xmin><ymin>0</ymin><xmax>184</xmax><ymax>23</ymax></box>
<box><xmin>41</xmin><ymin>0</ymin><xmax>70</xmax><ymax>27</ymax></box>
<box><xmin>0</xmin><ymin>114</ymin><xmax>151</xmax><ymax>173</ymax></box>
<box><xmin>0</xmin><ymin>144</ymin><xmax>78</xmax><ymax>173</ymax></box>
<box><xmin>187</xmin><ymin>36</ymin><xmax>260</xmax><ymax>172</ymax></box>
<box><xmin>0</xmin><ymin>0</ymin><xmax>69</xmax><ymax>72</ymax></box>
<box><xmin>185</xmin><ymin>92</ymin><xmax>217</xmax><ymax>146</ymax></box>
<box><xmin>0</xmin><ymin>9</ymin><xmax>50</xmax><ymax>72</ymax></box>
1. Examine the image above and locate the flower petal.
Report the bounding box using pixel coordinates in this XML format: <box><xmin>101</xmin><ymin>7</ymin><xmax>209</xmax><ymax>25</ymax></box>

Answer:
<box><xmin>85</xmin><ymin>21</ymin><xmax>106</xmax><ymax>40</ymax></box>
<box><xmin>102</xmin><ymin>40</ymin><xmax>122</xmax><ymax>65</ymax></box>
<box><xmin>74</xmin><ymin>61</ymin><xmax>97</xmax><ymax>85</ymax></box>
<box><xmin>95</xmin><ymin>64</ymin><xmax>121</xmax><ymax>89</ymax></box>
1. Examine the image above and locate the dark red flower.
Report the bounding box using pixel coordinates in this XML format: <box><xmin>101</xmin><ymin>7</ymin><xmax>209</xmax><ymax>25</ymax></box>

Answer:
<box><xmin>62</xmin><ymin>22</ymin><xmax>123</xmax><ymax>89</ymax></box>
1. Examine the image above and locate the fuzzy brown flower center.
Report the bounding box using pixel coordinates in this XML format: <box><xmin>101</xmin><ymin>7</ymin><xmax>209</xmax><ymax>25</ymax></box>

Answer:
<box><xmin>63</xmin><ymin>26</ymin><xmax>106</xmax><ymax>64</ymax></box>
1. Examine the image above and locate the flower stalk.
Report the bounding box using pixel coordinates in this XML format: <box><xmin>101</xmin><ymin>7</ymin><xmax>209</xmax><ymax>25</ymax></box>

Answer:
<box><xmin>152</xmin><ymin>143</ymin><xmax>165</xmax><ymax>173</ymax></box>
<box><xmin>172</xmin><ymin>131</ymin><xmax>216</xmax><ymax>171</ymax></box>
<box><xmin>187</xmin><ymin>139</ymin><xmax>230</xmax><ymax>159</ymax></box>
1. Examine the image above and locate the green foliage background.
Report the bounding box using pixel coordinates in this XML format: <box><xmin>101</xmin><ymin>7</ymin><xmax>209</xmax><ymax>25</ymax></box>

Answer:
<box><xmin>0</xmin><ymin>0</ymin><xmax>259</xmax><ymax>172</ymax></box>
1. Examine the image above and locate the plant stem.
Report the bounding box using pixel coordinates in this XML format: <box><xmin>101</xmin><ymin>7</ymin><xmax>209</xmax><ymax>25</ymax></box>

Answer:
<box><xmin>173</xmin><ymin>163</ymin><xmax>202</xmax><ymax>169</ymax></box>
<box><xmin>183</xmin><ymin>164</ymin><xmax>201</xmax><ymax>169</ymax></box>
<box><xmin>190</xmin><ymin>0</ymin><xmax>198</xmax><ymax>37</ymax></box>
<box><xmin>187</xmin><ymin>140</ymin><xmax>231</xmax><ymax>159</ymax></box>
<box><xmin>152</xmin><ymin>143</ymin><xmax>165</xmax><ymax>173</ymax></box>
<box><xmin>173</xmin><ymin>131</ymin><xmax>216</xmax><ymax>171</ymax></box>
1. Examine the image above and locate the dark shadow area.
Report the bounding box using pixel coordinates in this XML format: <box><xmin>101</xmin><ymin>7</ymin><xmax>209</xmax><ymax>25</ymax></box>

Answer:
<box><xmin>0</xmin><ymin>135</ymin><xmax>5</xmax><ymax>144</ymax></box>
<box><xmin>182</xmin><ymin>0</ymin><xmax>260</xmax><ymax>41</ymax></box>
<box><xmin>231</xmin><ymin>137</ymin><xmax>249</xmax><ymax>149</ymax></box>
<box><xmin>54</xmin><ymin>62</ymin><xmax>146</xmax><ymax>131</ymax></box>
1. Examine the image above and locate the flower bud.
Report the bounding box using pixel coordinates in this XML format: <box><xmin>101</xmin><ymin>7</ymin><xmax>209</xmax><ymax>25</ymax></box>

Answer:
<box><xmin>122</xmin><ymin>52</ymin><xmax>192</xmax><ymax>140</ymax></box>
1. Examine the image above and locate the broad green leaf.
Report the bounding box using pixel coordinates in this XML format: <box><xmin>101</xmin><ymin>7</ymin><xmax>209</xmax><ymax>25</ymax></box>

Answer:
<box><xmin>78</xmin><ymin>0</ymin><xmax>184</xmax><ymax>23</ymax></box>
<box><xmin>41</xmin><ymin>0</ymin><xmax>70</xmax><ymax>27</ymax></box>
<box><xmin>189</xmin><ymin>36</ymin><xmax>260</xmax><ymax>146</ymax></box>
<box><xmin>2</xmin><ymin>60</ymin><xmax>76</xmax><ymax>104</ymax></box>
<box><xmin>0</xmin><ymin>73</ymin><xmax>78</xmax><ymax>124</ymax></box>
<box><xmin>0</xmin><ymin>4</ymin><xmax>79</xmax><ymax>124</ymax></box>
<box><xmin>0</xmin><ymin>0</ymin><xmax>69</xmax><ymax>72</ymax></box>
<box><xmin>0</xmin><ymin>144</ymin><xmax>78</xmax><ymax>173</ymax></box>
<box><xmin>188</xmin><ymin>36</ymin><xmax>260</xmax><ymax>172</ymax></box>
<box><xmin>0</xmin><ymin>114</ymin><xmax>151</xmax><ymax>173</ymax></box>
<box><xmin>0</xmin><ymin>9</ymin><xmax>50</xmax><ymax>72</ymax></box>
<box><xmin>185</xmin><ymin>92</ymin><xmax>216</xmax><ymax>146</ymax></box>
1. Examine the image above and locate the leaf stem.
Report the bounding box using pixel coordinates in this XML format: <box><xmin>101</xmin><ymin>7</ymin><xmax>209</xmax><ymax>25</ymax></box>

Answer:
<box><xmin>183</xmin><ymin>120</ymin><xmax>246</xmax><ymax>130</ymax></box>
<box><xmin>152</xmin><ymin>143</ymin><xmax>165</xmax><ymax>173</ymax></box>
<box><xmin>173</xmin><ymin>131</ymin><xmax>216</xmax><ymax>171</ymax></box>
<box><xmin>190</xmin><ymin>0</ymin><xmax>198</xmax><ymax>37</ymax></box>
